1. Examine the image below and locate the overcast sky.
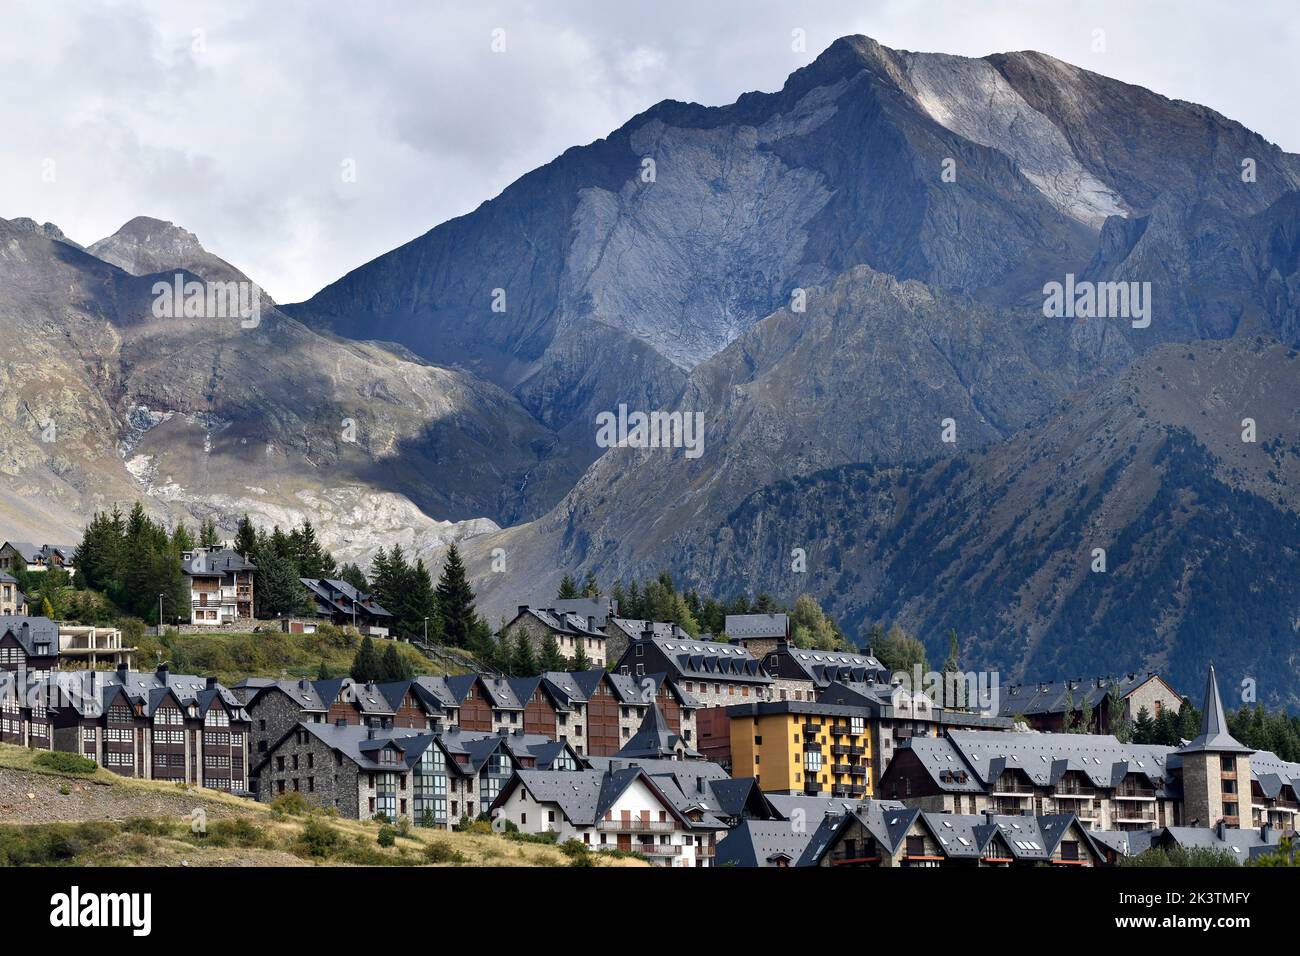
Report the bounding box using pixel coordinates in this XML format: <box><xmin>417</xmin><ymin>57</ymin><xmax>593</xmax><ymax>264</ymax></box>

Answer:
<box><xmin>2</xmin><ymin>0</ymin><xmax>1296</xmax><ymax>303</ymax></box>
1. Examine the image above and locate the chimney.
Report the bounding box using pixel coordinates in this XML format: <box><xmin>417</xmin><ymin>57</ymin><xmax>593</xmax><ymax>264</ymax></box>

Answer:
<box><xmin>518</xmin><ymin>605</ymin><xmax>529</xmax><ymax>617</ymax></box>
<box><xmin>1261</xmin><ymin>822</ymin><xmax>1273</xmax><ymax>842</ymax></box>
<box><xmin>587</xmin><ymin>615</ymin><xmax>595</xmax><ymax>632</ymax></box>
<box><xmin>498</xmin><ymin>727</ymin><xmax>509</xmax><ymax>736</ymax></box>
<box><xmin>116</xmin><ymin>662</ymin><xmax>129</xmax><ymax>681</ymax></box>
<box><xmin>367</xmin><ymin>727</ymin><xmax>376</xmax><ymax>740</ymax></box>
<box><xmin>206</xmin><ymin>677</ymin><xmax>217</xmax><ymax>689</ymax></box>
<box><xmin>155</xmin><ymin>662</ymin><xmax>169</xmax><ymax>679</ymax></box>
<box><xmin>298</xmin><ymin>678</ymin><xmax>309</xmax><ymax>690</ymax></box>
<box><xmin>1216</xmin><ymin>820</ymin><xmax>1227</xmax><ymax>841</ymax></box>
<box><xmin>641</xmin><ymin>624</ymin><xmax>654</xmax><ymax>640</ymax></box>
<box><xmin>430</xmin><ymin>717</ymin><xmax>444</xmax><ymax>735</ymax></box>
<box><xmin>984</xmin><ymin>809</ymin><xmax>997</xmax><ymax>825</ymax></box>
<box><xmin>335</xmin><ymin>718</ymin><xmax>347</xmax><ymax>727</ymax></box>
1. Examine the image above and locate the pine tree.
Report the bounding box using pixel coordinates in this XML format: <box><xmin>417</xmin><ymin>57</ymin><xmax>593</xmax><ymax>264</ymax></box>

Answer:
<box><xmin>435</xmin><ymin>544</ymin><xmax>480</xmax><ymax>647</ymax></box>
<box><xmin>570</xmin><ymin>643</ymin><xmax>591</xmax><ymax>672</ymax></box>
<box><xmin>1133</xmin><ymin>705</ymin><xmax>1155</xmax><ymax>744</ymax></box>
<box><xmin>198</xmin><ymin>517</ymin><xmax>221</xmax><ymax>548</ymax></box>
<box><xmin>338</xmin><ymin>562</ymin><xmax>369</xmax><ymax>593</ymax></box>
<box><xmin>234</xmin><ymin>515</ymin><xmax>258</xmax><ymax>558</ymax></box>
<box><xmin>510</xmin><ymin>631</ymin><xmax>539</xmax><ymax>677</ymax></box>
<box><xmin>253</xmin><ymin>544</ymin><xmax>310</xmax><ymax>618</ymax></box>
<box><xmin>557</xmin><ymin>574</ymin><xmax>578</xmax><ymax>599</ymax></box>
<box><xmin>539</xmin><ymin>634</ymin><xmax>567</xmax><ymax>672</ymax></box>
<box><xmin>580</xmin><ymin>571</ymin><xmax>599</xmax><ymax>599</ymax></box>
<box><xmin>406</xmin><ymin>559</ymin><xmax>439</xmax><ymax>643</ymax></box>
<box><xmin>170</xmin><ymin>522</ymin><xmax>194</xmax><ymax>553</ymax></box>
<box><xmin>351</xmin><ymin>637</ymin><xmax>383</xmax><ymax>682</ymax></box>
<box><xmin>290</xmin><ymin>519</ymin><xmax>336</xmax><ymax>579</ymax></box>
<box><xmin>316</xmin><ymin>661</ymin><xmax>331</xmax><ymax>680</ymax></box>
<box><xmin>381</xmin><ymin>643</ymin><xmax>414</xmax><ymax>681</ymax></box>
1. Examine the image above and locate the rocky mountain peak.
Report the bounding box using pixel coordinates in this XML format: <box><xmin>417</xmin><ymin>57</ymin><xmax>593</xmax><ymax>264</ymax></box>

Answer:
<box><xmin>88</xmin><ymin>216</ymin><xmax>251</xmax><ymax>286</ymax></box>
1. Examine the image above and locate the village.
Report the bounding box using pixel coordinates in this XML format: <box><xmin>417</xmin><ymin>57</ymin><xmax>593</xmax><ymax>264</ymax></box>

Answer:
<box><xmin>1</xmin><ymin>532</ymin><xmax>1296</xmax><ymax>869</ymax></box>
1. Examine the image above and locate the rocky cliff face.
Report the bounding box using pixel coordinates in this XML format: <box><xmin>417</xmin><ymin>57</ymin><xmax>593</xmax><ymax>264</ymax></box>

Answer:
<box><xmin>0</xmin><ymin>216</ymin><xmax>567</xmax><ymax>558</ymax></box>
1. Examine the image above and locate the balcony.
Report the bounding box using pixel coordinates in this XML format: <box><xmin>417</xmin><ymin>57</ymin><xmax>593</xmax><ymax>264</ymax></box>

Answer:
<box><xmin>597</xmin><ymin>818</ymin><xmax>677</xmax><ymax>832</ymax></box>
<box><xmin>801</xmin><ymin>723</ymin><xmax>820</xmax><ymax>737</ymax></box>
<box><xmin>1114</xmin><ymin>787</ymin><xmax>1156</xmax><ymax>801</ymax></box>
<box><xmin>832</xmin><ymin>743</ymin><xmax>865</xmax><ymax>757</ymax></box>
<box><xmin>849</xmin><ymin>765</ymin><xmax>868</xmax><ymax>778</ymax></box>
<box><xmin>637</xmin><ymin>843</ymin><xmax>682</xmax><ymax>858</ymax></box>
<box><xmin>1112</xmin><ymin>807</ymin><xmax>1158</xmax><ymax>823</ymax></box>
<box><xmin>830</xmin><ymin>723</ymin><xmax>851</xmax><ymax>736</ymax></box>
<box><xmin>833</xmin><ymin>763</ymin><xmax>853</xmax><ymax>775</ymax></box>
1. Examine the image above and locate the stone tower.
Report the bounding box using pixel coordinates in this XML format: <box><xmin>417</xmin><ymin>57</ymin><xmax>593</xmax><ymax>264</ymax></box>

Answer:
<box><xmin>1175</xmin><ymin>664</ymin><xmax>1253</xmax><ymax>828</ymax></box>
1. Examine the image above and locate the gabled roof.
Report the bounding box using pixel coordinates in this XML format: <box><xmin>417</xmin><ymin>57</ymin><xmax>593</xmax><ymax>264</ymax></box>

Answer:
<box><xmin>0</xmin><ymin>615</ymin><xmax>58</xmax><ymax>656</ymax></box>
<box><xmin>1176</xmin><ymin>664</ymin><xmax>1253</xmax><ymax>755</ymax></box>
<box><xmin>511</xmin><ymin>605</ymin><xmax>605</xmax><ymax>637</ymax></box>
<box><xmin>299</xmin><ymin>578</ymin><xmax>392</xmax><ymax>620</ymax></box>
<box><xmin>444</xmin><ymin>674</ymin><xmax>524</xmax><ymax>710</ymax></box>
<box><xmin>724</xmin><ymin>613</ymin><xmax>789</xmax><ymax>640</ymax></box>
<box><xmin>181</xmin><ymin>548</ymin><xmax>255</xmax><ymax>576</ymax></box>
<box><xmin>49</xmin><ymin>667</ymin><xmax>249</xmax><ymax>721</ymax></box>
<box><xmin>2</xmin><ymin>542</ymin><xmax>77</xmax><ymax>564</ymax></box>
<box><xmin>242</xmin><ymin>678</ymin><xmax>329</xmax><ymax>713</ymax></box>
<box><xmin>715</xmin><ymin>820</ymin><xmax>810</xmax><ymax>867</ymax></box>
<box><xmin>617</xmin><ymin>703</ymin><xmax>698</xmax><ymax>760</ymax></box>
<box><xmin>635</xmin><ymin>634</ymin><xmax>771</xmax><ymax>685</ymax></box>
<box><xmin>293</xmin><ymin>722</ymin><xmax>432</xmax><ymax>771</ymax></box>
<box><xmin>996</xmin><ymin>672</ymin><xmax>1180</xmax><ymax>718</ymax></box>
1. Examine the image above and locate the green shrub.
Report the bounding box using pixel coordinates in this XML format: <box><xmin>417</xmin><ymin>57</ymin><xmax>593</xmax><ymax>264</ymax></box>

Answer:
<box><xmin>295</xmin><ymin>816</ymin><xmax>342</xmax><ymax>858</ymax></box>
<box><xmin>33</xmin><ymin>751</ymin><xmax>97</xmax><ymax>775</ymax></box>
<box><xmin>204</xmin><ymin>818</ymin><xmax>270</xmax><ymax>848</ymax></box>
<box><xmin>377</xmin><ymin>825</ymin><xmax>397</xmax><ymax>848</ymax></box>
<box><xmin>0</xmin><ymin>821</ymin><xmax>118</xmax><ymax>865</ymax></box>
<box><xmin>270</xmin><ymin>791</ymin><xmax>310</xmax><ymax>818</ymax></box>
<box><xmin>122</xmin><ymin>817</ymin><xmax>174</xmax><ymax>838</ymax></box>
<box><xmin>423</xmin><ymin>840</ymin><xmax>467</xmax><ymax>864</ymax></box>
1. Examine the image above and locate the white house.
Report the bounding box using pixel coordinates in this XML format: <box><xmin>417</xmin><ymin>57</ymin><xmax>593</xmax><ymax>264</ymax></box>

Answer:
<box><xmin>491</xmin><ymin>766</ymin><xmax>727</xmax><ymax>867</ymax></box>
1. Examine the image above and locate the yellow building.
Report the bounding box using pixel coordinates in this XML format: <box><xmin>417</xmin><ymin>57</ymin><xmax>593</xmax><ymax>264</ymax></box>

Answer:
<box><xmin>728</xmin><ymin>702</ymin><xmax>872</xmax><ymax>798</ymax></box>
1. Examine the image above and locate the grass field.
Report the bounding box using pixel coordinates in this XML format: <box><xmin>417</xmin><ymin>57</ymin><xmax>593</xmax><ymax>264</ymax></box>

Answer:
<box><xmin>0</xmin><ymin>744</ymin><xmax>645</xmax><ymax>868</ymax></box>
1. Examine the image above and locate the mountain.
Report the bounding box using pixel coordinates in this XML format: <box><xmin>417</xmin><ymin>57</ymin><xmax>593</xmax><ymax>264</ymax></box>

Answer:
<box><xmin>689</xmin><ymin>337</ymin><xmax>1300</xmax><ymax>707</ymax></box>
<box><xmin>0</xmin><ymin>215</ymin><xmax>573</xmax><ymax>558</ymax></box>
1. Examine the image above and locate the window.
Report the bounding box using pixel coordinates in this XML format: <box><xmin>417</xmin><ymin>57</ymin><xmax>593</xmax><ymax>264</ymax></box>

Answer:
<box><xmin>804</xmin><ymin>750</ymin><xmax>822</xmax><ymax>773</ymax></box>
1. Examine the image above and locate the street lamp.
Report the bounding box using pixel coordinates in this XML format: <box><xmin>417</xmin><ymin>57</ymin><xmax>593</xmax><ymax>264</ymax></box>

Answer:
<box><xmin>422</xmin><ymin>617</ymin><xmax>429</xmax><ymax>646</ymax></box>
<box><xmin>157</xmin><ymin>593</ymin><xmax>165</xmax><ymax>637</ymax></box>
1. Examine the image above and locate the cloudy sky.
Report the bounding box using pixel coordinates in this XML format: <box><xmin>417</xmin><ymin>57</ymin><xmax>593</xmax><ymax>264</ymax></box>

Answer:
<box><xmin>2</xmin><ymin>0</ymin><xmax>1296</xmax><ymax>303</ymax></box>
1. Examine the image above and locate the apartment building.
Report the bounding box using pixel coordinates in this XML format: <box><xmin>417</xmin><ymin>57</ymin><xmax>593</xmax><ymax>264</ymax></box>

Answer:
<box><xmin>46</xmin><ymin>664</ymin><xmax>251</xmax><ymax>790</ymax></box>
<box><xmin>728</xmin><ymin>700</ymin><xmax>873</xmax><ymax>799</ymax></box>
<box><xmin>724</xmin><ymin>613</ymin><xmax>789</xmax><ymax>658</ymax></box>
<box><xmin>996</xmin><ymin>672</ymin><xmax>1182</xmax><ymax>733</ymax></box>
<box><xmin>501</xmin><ymin>605</ymin><xmax>608</xmax><ymax>667</ymax></box>
<box><xmin>613</xmin><ymin>631</ymin><xmax>772</xmax><ymax>707</ymax></box>
<box><xmin>490</xmin><ymin>765</ymin><xmax>728</xmax><ymax>866</ymax></box>
<box><xmin>808</xmin><ymin>805</ymin><xmax>1106</xmax><ymax>867</ymax></box>
<box><xmin>181</xmin><ymin>547</ymin><xmax>255</xmax><ymax>626</ymax></box>
<box><xmin>874</xmin><ymin>665</ymin><xmax>1298</xmax><ymax>835</ymax></box>
<box><xmin>255</xmin><ymin>722</ymin><xmax>582</xmax><ymax>825</ymax></box>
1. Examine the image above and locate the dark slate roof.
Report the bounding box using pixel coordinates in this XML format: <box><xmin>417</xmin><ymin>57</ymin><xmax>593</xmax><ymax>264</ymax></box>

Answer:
<box><xmin>444</xmin><ymin>674</ymin><xmax>524</xmax><ymax>710</ymax></box>
<box><xmin>996</xmin><ymin>672</ymin><xmax>1174</xmax><ymax>718</ymax></box>
<box><xmin>297</xmin><ymin>722</ymin><xmax>432</xmax><ymax>771</ymax></box>
<box><xmin>777</xmin><ymin>646</ymin><xmax>886</xmax><ymax>686</ymax></box>
<box><xmin>646</xmin><ymin>634</ymin><xmax>771</xmax><ymax>684</ymax></box>
<box><xmin>607</xmin><ymin>618</ymin><xmax>690</xmax><ymax>642</ymax></box>
<box><xmin>799</xmin><ymin>802</ymin><xmax>922</xmax><ymax>866</ymax></box>
<box><xmin>49</xmin><ymin>667</ymin><xmax>249</xmax><ymax>721</ymax></box>
<box><xmin>243</xmin><ymin>678</ymin><xmax>329</xmax><ymax>712</ymax></box>
<box><xmin>3</xmin><ymin>542</ymin><xmax>77</xmax><ymax>564</ymax></box>
<box><xmin>1157</xmin><ymin>825</ymin><xmax>1283</xmax><ymax>864</ymax></box>
<box><xmin>944</xmin><ymin>730</ymin><xmax>1177</xmax><ymax>793</ymax></box>
<box><xmin>0</xmin><ymin>615</ymin><xmax>58</xmax><ymax>656</ymax></box>
<box><xmin>181</xmin><ymin>547</ymin><xmax>255</xmax><ymax>576</ymax></box>
<box><xmin>549</xmin><ymin>597</ymin><xmax>618</xmax><ymax>628</ymax></box>
<box><xmin>617</xmin><ymin>703</ymin><xmax>698</xmax><ymax>759</ymax></box>
<box><xmin>513</xmin><ymin>606</ymin><xmax>605</xmax><ymax>637</ymax></box>
<box><xmin>1176</xmin><ymin>665</ymin><xmax>1253</xmax><ymax>755</ymax></box>
<box><xmin>300</xmin><ymin>578</ymin><xmax>392</xmax><ymax>619</ymax></box>
<box><xmin>724</xmin><ymin>613</ymin><xmax>788</xmax><ymax>640</ymax></box>
<box><xmin>1088</xmin><ymin>828</ymin><xmax>1155</xmax><ymax>859</ymax></box>
<box><xmin>715</xmin><ymin>820</ymin><xmax>809</xmax><ymax>867</ymax></box>
<box><xmin>411</xmin><ymin>676</ymin><xmax>459</xmax><ymax>711</ymax></box>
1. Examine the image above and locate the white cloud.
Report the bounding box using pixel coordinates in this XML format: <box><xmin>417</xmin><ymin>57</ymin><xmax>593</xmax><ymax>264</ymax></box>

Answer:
<box><xmin>1</xmin><ymin>0</ymin><xmax>1295</xmax><ymax>302</ymax></box>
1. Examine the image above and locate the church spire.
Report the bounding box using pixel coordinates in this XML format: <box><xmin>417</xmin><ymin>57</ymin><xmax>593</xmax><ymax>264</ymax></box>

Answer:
<box><xmin>1176</xmin><ymin>664</ymin><xmax>1252</xmax><ymax>755</ymax></box>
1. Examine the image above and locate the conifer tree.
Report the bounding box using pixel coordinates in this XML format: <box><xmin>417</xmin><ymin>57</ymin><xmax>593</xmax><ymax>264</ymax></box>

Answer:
<box><xmin>557</xmin><ymin>574</ymin><xmax>578</xmax><ymax>599</ymax></box>
<box><xmin>570</xmin><ymin>643</ymin><xmax>591</xmax><ymax>672</ymax></box>
<box><xmin>539</xmin><ymin>634</ymin><xmax>567</xmax><ymax>672</ymax></box>
<box><xmin>510</xmin><ymin>631</ymin><xmax>539</xmax><ymax>677</ymax></box>
<box><xmin>234</xmin><ymin>514</ymin><xmax>258</xmax><ymax>558</ymax></box>
<box><xmin>351</xmin><ymin>636</ymin><xmax>383</xmax><ymax>682</ymax></box>
<box><xmin>435</xmin><ymin>544</ymin><xmax>480</xmax><ymax>647</ymax></box>
<box><xmin>381</xmin><ymin>642</ymin><xmax>414</xmax><ymax>681</ymax></box>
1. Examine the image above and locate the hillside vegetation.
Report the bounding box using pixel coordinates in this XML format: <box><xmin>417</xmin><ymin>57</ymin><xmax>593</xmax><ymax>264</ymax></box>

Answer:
<box><xmin>0</xmin><ymin>744</ymin><xmax>641</xmax><ymax>867</ymax></box>
<box><xmin>127</xmin><ymin>626</ymin><xmax>470</xmax><ymax>685</ymax></box>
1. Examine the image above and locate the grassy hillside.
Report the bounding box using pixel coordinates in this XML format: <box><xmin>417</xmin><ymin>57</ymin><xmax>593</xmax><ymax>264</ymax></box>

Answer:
<box><xmin>0</xmin><ymin>744</ymin><xmax>642</xmax><ymax>867</ymax></box>
<box><xmin>125</xmin><ymin>626</ymin><xmax>475</xmax><ymax>685</ymax></box>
